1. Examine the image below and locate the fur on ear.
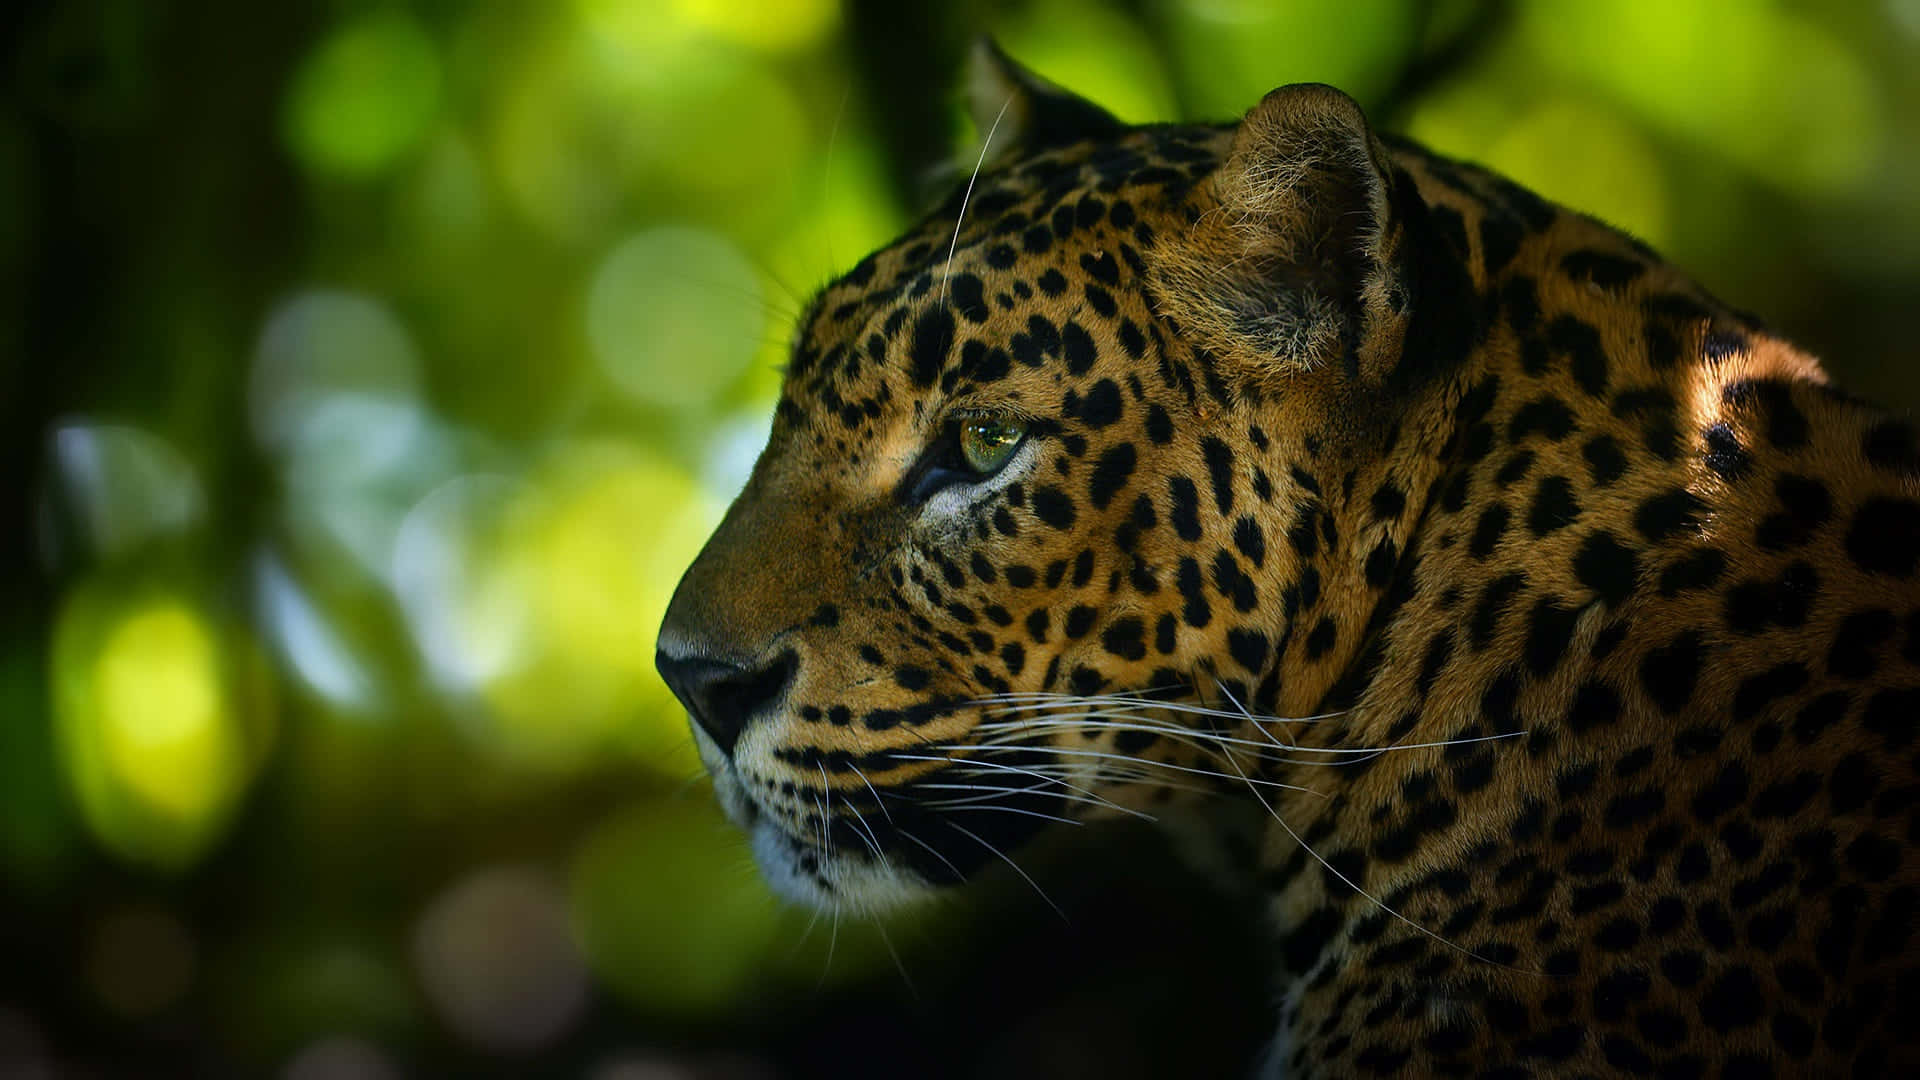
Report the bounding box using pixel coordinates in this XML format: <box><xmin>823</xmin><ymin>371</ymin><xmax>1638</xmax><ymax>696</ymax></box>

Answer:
<box><xmin>1151</xmin><ymin>84</ymin><xmax>1411</xmax><ymax>383</ymax></box>
<box><xmin>966</xmin><ymin>37</ymin><xmax>1125</xmax><ymax>166</ymax></box>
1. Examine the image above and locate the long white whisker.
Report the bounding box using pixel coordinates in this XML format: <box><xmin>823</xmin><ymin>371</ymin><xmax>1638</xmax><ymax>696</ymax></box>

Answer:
<box><xmin>900</xmin><ymin>781</ymin><xmax>1137</xmax><ymax>816</ymax></box>
<box><xmin>850</xmin><ymin>763</ymin><xmax>897</xmax><ymax>826</ymax></box>
<box><xmin>887</xmin><ymin>752</ymin><xmax>1151</xmax><ymax>820</ymax></box>
<box><xmin>894</xmin><ymin>818</ymin><xmax>967</xmax><ymax>880</ymax></box>
<box><xmin>936</xmin><ymin>804</ymin><xmax>1086</xmax><ymax>828</ymax></box>
<box><xmin>977</xmin><ymin>692</ymin><xmax>1349</xmax><ymax>726</ymax></box>
<box><xmin>970</xmin><ymin>712</ymin><xmax>1525</xmax><ymax>760</ymax></box>
<box><xmin>940</xmin><ymin>95</ymin><xmax>1013</xmax><ymax>304</ymax></box>
<box><xmin>1208</xmin><ymin>678</ymin><xmax>1532</xmax><ymax>973</ymax></box>
<box><xmin>944</xmin><ymin>819</ymin><xmax>1066</xmax><ymax>922</ymax></box>
<box><xmin>932</xmin><ymin>743</ymin><xmax>1326</xmax><ymax>797</ymax></box>
<box><xmin>872</xmin><ymin>914</ymin><xmax>918</xmax><ymax>999</ymax></box>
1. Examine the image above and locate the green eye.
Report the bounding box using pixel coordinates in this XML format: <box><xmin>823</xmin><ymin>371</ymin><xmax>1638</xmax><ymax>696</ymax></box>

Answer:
<box><xmin>959</xmin><ymin>417</ymin><xmax>1025</xmax><ymax>474</ymax></box>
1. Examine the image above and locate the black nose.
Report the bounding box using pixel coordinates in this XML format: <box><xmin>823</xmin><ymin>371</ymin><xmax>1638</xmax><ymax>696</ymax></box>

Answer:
<box><xmin>656</xmin><ymin>649</ymin><xmax>797</xmax><ymax>756</ymax></box>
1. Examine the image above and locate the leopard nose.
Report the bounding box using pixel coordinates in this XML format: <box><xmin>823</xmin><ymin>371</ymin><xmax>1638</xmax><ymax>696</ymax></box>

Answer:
<box><xmin>655</xmin><ymin>648</ymin><xmax>797</xmax><ymax>756</ymax></box>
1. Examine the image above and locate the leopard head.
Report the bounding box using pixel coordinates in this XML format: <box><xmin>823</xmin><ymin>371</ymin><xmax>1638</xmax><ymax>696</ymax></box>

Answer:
<box><xmin>657</xmin><ymin>42</ymin><xmax>1474</xmax><ymax>910</ymax></box>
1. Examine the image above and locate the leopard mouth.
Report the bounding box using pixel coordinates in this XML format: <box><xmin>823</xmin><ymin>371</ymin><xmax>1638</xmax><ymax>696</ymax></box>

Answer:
<box><xmin>711</xmin><ymin>743</ymin><xmax>1070</xmax><ymax>912</ymax></box>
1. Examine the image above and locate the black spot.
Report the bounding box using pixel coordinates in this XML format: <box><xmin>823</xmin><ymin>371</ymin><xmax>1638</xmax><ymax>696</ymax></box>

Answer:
<box><xmin>1305</xmin><ymin>617</ymin><xmax>1337</xmax><ymax>660</ymax></box>
<box><xmin>1101</xmin><ymin>617</ymin><xmax>1146</xmax><ymax>661</ymax></box>
<box><xmin>949</xmin><ymin>273</ymin><xmax>989</xmax><ymax>323</ymax></box>
<box><xmin>1031</xmin><ymin>486</ymin><xmax>1076</xmax><ymax>530</ymax></box>
<box><xmin>1634</xmin><ymin>488</ymin><xmax>1706</xmax><ymax>542</ymax></box>
<box><xmin>1725</xmin><ymin>378</ymin><xmax>1809</xmax><ymax>451</ymax></box>
<box><xmin>1227</xmin><ymin>628</ymin><xmax>1270</xmax><ymax>672</ymax></box>
<box><xmin>1703</xmin><ymin>423</ymin><xmax>1751</xmax><ymax>480</ymax></box>
<box><xmin>1154</xmin><ymin>614</ymin><xmax>1176</xmax><ymax>654</ymax></box>
<box><xmin>1145</xmin><ymin>404</ymin><xmax>1173</xmax><ymax>445</ymax></box>
<box><xmin>1370</xmin><ymin>482</ymin><xmax>1405</xmax><ymax>521</ymax></box>
<box><xmin>1470</xmin><ymin>503</ymin><xmax>1510</xmax><ymax>560</ymax></box>
<box><xmin>1698</xmin><ymin>965</ymin><xmax>1765</xmax><ymax>1031</ymax></box>
<box><xmin>1068</xmin><ymin>665</ymin><xmax>1104</xmax><ymax>696</ymax></box>
<box><xmin>1731</xmin><ymin>662</ymin><xmax>1809</xmax><ymax>721</ymax></box>
<box><xmin>1076</xmin><ymin>379</ymin><xmax>1123</xmax><ymax>428</ymax></box>
<box><xmin>1846</xmin><ymin>497</ymin><xmax>1920</xmax><ymax>577</ymax></box>
<box><xmin>1201</xmin><ymin>437</ymin><xmax>1235</xmax><ymax>515</ymax></box>
<box><xmin>1755</xmin><ymin>473</ymin><xmax>1831</xmax><ymax>550</ymax></box>
<box><xmin>908</xmin><ymin>307</ymin><xmax>954</xmax><ymax>388</ymax></box>
<box><xmin>1549</xmin><ymin>315</ymin><xmax>1610</xmax><ymax>398</ymax></box>
<box><xmin>1361</xmin><ymin>538</ymin><xmax>1397</xmax><ymax>590</ymax></box>
<box><xmin>1561</xmin><ymin>250</ymin><xmax>1644</xmax><ymax>290</ymax></box>
<box><xmin>1573</xmin><ymin>530</ymin><xmax>1640</xmax><ymax>606</ymax></box>
<box><xmin>1470</xmin><ymin>572</ymin><xmax>1528</xmax><ymax>648</ymax></box>
<box><xmin>1525</xmin><ymin>597</ymin><xmax>1581</xmax><ymax>676</ymax></box>
<box><xmin>1527</xmin><ymin>475</ymin><xmax>1581</xmax><ymax>535</ymax></box>
<box><xmin>1862</xmin><ymin>419</ymin><xmax>1919</xmax><ymax>472</ymax></box>
<box><xmin>1176</xmin><ymin>558</ymin><xmax>1210</xmax><ymax>628</ymax></box>
<box><xmin>1862</xmin><ymin>687</ymin><xmax>1920</xmax><ymax>749</ymax></box>
<box><xmin>1640</xmin><ymin>630</ymin><xmax>1704</xmax><ymax>714</ymax></box>
<box><xmin>1566</xmin><ymin>681</ymin><xmax>1621</xmax><ymax>734</ymax></box>
<box><xmin>1508</xmin><ymin>396</ymin><xmax>1576</xmax><ymax>443</ymax></box>
<box><xmin>1691</xmin><ymin>761</ymin><xmax>1749</xmax><ymax>823</ymax></box>
<box><xmin>1286</xmin><ymin>502</ymin><xmax>1319</xmax><ymax>557</ymax></box>
<box><xmin>1494</xmin><ymin>450</ymin><xmax>1535</xmax><ymax>487</ymax></box>
<box><xmin>1480</xmin><ymin>216</ymin><xmax>1526</xmax><ymax>275</ymax></box>
<box><xmin>1088</xmin><ymin>443</ymin><xmax>1136</xmax><ymax>510</ymax></box>
<box><xmin>1078</xmin><ymin>250</ymin><xmax>1120</xmax><ymax>285</ymax></box>
<box><xmin>1582</xmin><ymin>435</ymin><xmax>1627</xmax><ymax>486</ymax></box>
<box><xmin>1702</xmin><ymin>328</ymin><xmax>1747</xmax><ymax>362</ymax></box>
<box><xmin>1829</xmin><ymin>609</ymin><xmax>1895</xmax><ymax>679</ymax></box>
<box><xmin>1061</xmin><ymin>320</ymin><xmax>1097</xmax><ymax>375</ymax></box>
<box><xmin>1168</xmin><ymin>477</ymin><xmax>1202</xmax><ymax>541</ymax></box>
<box><xmin>1233</xmin><ymin>516</ymin><xmax>1266</xmax><ymax>568</ymax></box>
<box><xmin>1605</xmin><ymin>787</ymin><xmax>1664</xmax><ymax>830</ymax></box>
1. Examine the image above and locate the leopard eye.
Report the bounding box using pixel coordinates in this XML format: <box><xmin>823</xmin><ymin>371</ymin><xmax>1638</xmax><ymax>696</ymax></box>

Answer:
<box><xmin>959</xmin><ymin>417</ymin><xmax>1026</xmax><ymax>475</ymax></box>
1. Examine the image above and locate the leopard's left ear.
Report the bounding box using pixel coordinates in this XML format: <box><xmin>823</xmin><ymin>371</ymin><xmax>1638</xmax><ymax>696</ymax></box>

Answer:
<box><xmin>1153</xmin><ymin>84</ymin><xmax>1446</xmax><ymax>386</ymax></box>
<box><xmin>966</xmin><ymin>37</ymin><xmax>1125</xmax><ymax>165</ymax></box>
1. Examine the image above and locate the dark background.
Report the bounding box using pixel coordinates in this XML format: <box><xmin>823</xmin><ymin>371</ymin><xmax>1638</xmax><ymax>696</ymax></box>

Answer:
<box><xmin>4</xmin><ymin>1</ymin><xmax>1918</xmax><ymax>1076</ymax></box>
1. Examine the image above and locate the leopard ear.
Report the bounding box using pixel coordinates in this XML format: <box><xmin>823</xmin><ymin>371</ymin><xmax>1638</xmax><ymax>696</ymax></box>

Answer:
<box><xmin>966</xmin><ymin>37</ymin><xmax>1125</xmax><ymax>164</ymax></box>
<box><xmin>1152</xmin><ymin>84</ymin><xmax>1424</xmax><ymax>385</ymax></box>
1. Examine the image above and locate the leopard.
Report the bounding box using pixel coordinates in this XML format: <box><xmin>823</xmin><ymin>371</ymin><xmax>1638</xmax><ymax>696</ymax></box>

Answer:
<box><xmin>657</xmin><ymin>41</ymin><xmax>1920</xmax><ymax>1077</ymax></box>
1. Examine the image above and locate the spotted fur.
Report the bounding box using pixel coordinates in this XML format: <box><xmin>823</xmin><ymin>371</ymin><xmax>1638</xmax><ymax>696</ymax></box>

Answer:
<box><xmin>659</xmin><ymin>43</ymin><xmax>1920</xmax><ymax>1076</ymax></box>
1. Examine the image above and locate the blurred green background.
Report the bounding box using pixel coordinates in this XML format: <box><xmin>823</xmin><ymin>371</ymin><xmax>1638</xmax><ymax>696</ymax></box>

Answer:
<box><xmin>4</xmin><ymin>1</ymin><xmax>1919</xmax><ymax>1076</ymax></box>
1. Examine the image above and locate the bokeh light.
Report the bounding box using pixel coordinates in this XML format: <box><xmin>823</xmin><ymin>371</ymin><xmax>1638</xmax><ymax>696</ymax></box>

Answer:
<box><xmin>283</xmin><ymin>9</ymin><xmax>442</xmax><ymax>179</ymax></box>
<box><xmin>412</xmin><ymin>865</ymin><xmax>588</xmax><ymax>1052</ymax></box>
<box><xmin>470</xmin><ymin>443</ymin><xmax>718</xmax><ymax>774</ymax></box>
<box><xmin>568</xmin><ymin>798</ymin><xmax>783</xmax><ymax>1017</ymax></box>
<box><xmin>1157</xmin><ymin>0</ymin><xmax>1417</xmax><ymax>119</ymax></box>
<box><xmin>44</xmin><ymin>421</ymin><xmax>205</xmax><ymax>565</ymax></box>
<box><xmin>586</xmin><ymin>227</ymin><xmax>767</xmax><ymax>410</ymax></box>
<box><xmin>52</xmin><ymin>582</ymin><xmax>274</xmax><ymax>870</ymax></box>
<box><xmin>280</xmin><ymin>1036</ymin><xmax>404</xmax><ymax>1080</ymax></box>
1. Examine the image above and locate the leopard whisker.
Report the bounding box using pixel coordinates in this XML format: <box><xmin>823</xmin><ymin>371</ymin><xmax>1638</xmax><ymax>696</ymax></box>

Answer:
<box><xmin>971</xmin><ymin>712</ymin><xmax>1527</xmax><ymax>761</ymax></box>
<box><xmin>929</xmin><ymin>803</ymin><xmax>1088</xmax><ymax>828</ymax></box>
<box><xmin>900</xmin><ymin>780</ymin><xmax>1145</xmax><ymax>817</ymax></box>
<box><xmin>941</xmin><ymin>95</ymin><xmax>1013</xmax><ymax>304</ymax></box>
<box><xmin>943</xmin><ymin>819</ymin><xmax>1067</xmax><ymax>922</ymax></box>
<box><xmin>933</xmin><ymin>742</ymin><xmax>1327</xmax><ymax>798</ymax></box>
<box><xmin>977</xmin><ymin>692</ymin><xmax>1350</xmax><ymax>727</ymax></box>
<box><xmin>894</xmin><ymin>823</ymin><xmax>968</xmax><ymax>885</ymax></box>
<box><xmin>887</xmin><ymin>751</ymin><xmax>1152</xmax><ymax>820</ymax></box>
<box><xmin>1208</xmin><ymin>678</ymin><xmax>1536</xmax><ymax>974</ymax></box>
